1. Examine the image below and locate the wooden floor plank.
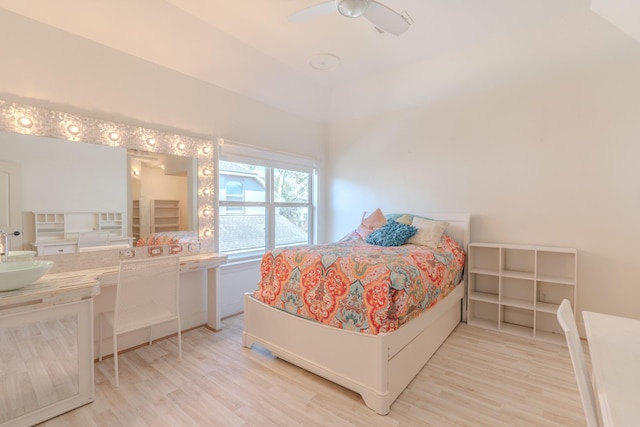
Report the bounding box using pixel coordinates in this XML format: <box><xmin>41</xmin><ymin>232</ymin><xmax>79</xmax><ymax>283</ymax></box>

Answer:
<box><xmin>36</xmin><ymin>316</ymin><xmax>587</xmax><ymax>426</ymax></box>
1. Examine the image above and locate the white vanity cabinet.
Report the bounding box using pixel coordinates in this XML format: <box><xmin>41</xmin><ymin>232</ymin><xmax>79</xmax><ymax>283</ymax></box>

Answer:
<box><xmin>31</xmin><ymin>212</ymin><xmax>132</xmax><ymax>255</ymax></box>
<box><xmin>466</xmin><ymin>242</ymin><xmax>577</xmax><ymax>343</ymax></box>
<box><xmin>0</xmin><ymin>274</ymin><xmax>99</xmax><ymax>427</ymax></box>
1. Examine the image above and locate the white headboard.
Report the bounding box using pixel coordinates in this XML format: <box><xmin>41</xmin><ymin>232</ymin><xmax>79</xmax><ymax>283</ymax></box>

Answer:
<box><xmin>425</xmin><ymin>212</ymin><xmax>470</xmax><ymax>321</ymax></box>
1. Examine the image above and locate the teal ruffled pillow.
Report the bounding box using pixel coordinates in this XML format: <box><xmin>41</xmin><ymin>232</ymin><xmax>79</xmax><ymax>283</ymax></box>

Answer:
<box><xmin>366</xmin><ymin>219</ymin><xmax>417</xmax><ymax>247</ymax></box>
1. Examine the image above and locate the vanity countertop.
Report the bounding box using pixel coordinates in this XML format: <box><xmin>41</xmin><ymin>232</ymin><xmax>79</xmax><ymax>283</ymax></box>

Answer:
<box><xmin>0</xmin><ymin>269</ymin><xmax>101</xmax><ymax>314</ymax></box>
<box><xmin>96</xmin><ymin>252</ymin><xmax>228</xmax><ymax>286</ymax></box>
<box><xmin>0</xmin><ymin>253</ymin><xmax>227</xmax><ymax>312</ymax></box>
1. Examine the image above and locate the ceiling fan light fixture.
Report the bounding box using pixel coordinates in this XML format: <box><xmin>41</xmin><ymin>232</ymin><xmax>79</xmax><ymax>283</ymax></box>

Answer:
<box><xmin>336</xmin><ymin>0</ymin><xmax>371</xmax><ymax>18</ymax></box>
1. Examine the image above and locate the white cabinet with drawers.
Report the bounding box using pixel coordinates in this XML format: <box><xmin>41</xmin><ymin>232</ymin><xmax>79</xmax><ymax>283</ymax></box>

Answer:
<box><xmin>31</xmin><ymin>212</ymin><xmax>132</xmax><ymax>255</ymax></box>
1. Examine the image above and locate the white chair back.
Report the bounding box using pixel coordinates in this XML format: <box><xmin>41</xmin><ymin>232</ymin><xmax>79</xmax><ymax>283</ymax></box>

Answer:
<box><xmin>557</xmin><ymin>299</ymin><xmax>600</xmax><ymax>427</ymax></box>
<box><xmin>114</xmin><ymin>255</ymin><xmax>181</xmax><ymax>335</ymax></box>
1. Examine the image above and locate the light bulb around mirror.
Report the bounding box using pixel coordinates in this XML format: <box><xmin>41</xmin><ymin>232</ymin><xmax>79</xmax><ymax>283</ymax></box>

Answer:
<box><xmin>17</xmin><ymin>116</ymin><xmax>33</xmax><ymax>128</ymax></box>
<box><xmin>67</xmin><ymin>124</ymin><xmax>80</xmax><ymax>135</ymax></box>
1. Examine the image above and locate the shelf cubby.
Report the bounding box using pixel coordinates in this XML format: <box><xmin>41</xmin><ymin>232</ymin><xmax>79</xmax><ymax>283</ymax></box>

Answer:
<box><xmin>467</xmin><ymin>300</ymin><xmax>499</xmax><ymax>330</ymax></box>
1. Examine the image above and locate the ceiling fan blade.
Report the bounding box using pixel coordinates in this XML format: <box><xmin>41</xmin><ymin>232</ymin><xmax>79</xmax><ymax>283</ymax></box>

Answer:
<box><xmin>289</xmin><ymin>1</ymin><xmax>336</xmax><ymax>23</ymax></box>
<box><xmin>363</xmin><ymin>1</ymin><xmax>410</xmax><ymax>35</ymax></box>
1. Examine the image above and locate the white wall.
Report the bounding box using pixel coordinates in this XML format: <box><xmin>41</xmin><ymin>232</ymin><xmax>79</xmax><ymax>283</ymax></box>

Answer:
<box><xmin>218</xmin><ymin>261</ymin><xmax>262</xmax><ymax>319</ymax></box>
<box><xmin>326</xmin><ymin>53</ymin><xmax>640</xmax><ymax>324</ymax></box>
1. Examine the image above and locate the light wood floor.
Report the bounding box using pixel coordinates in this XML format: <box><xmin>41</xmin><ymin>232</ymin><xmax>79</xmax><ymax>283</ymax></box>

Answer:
<box><xmin>38</xmin><ymin>316</ymin><xmax>587</xmax><ymax>426</ymax></box>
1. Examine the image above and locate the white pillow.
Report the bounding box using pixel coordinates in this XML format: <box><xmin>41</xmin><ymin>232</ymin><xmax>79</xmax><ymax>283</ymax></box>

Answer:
<box><xmin>406</xmin><ymin>217</ymin><xmax>449</xmax><ymax>248</ymax></box>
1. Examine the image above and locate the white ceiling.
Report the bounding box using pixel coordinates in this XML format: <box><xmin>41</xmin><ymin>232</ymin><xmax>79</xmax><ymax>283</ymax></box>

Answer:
<box><xmin>0</xmin><ymin>0</ymin><xmax>637</xmax><ymax>122</ymax></box>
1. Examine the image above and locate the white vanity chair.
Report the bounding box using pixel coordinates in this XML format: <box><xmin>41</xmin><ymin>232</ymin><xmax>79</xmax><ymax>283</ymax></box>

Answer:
<box><xmin>94</xmin><ymin>252</ymin><xmax>228</xmax><ymax>355</ymax></box>
<box><xmin>99</xmin><ymin>255</ymin><xmax>182</xmax><ymax>387</ymax></box>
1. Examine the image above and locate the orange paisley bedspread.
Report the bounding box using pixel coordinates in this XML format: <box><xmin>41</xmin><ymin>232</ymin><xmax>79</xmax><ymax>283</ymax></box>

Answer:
<box><xmin>253</xmin><ymin>234</ymin><xmax>465</xmax><ymax>335</ymax></box>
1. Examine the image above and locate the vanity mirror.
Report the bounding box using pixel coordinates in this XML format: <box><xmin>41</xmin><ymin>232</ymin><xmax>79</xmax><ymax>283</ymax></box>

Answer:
<box><xmin>0</xmin><ymin>99</ymin><xmax>215</xmax><ymax>255</ymax></box>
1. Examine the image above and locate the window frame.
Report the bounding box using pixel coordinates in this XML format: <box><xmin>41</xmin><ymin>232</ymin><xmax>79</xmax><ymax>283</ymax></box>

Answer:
<box><xmin>218</xmin><ymin>141</ymin><xmax>318</xmax><ymax>261</ymax></box>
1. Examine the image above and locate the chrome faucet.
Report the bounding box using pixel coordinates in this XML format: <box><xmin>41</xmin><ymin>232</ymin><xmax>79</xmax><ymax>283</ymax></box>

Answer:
<box><xmin>0</xmin><ymin>231</ymin><xmax>8</xmax><ymax>263</ymax></box>
<box><xmin>0</xmin><ymin>230</ymin><xmax>20</xmax><ymax>263</ymax></box>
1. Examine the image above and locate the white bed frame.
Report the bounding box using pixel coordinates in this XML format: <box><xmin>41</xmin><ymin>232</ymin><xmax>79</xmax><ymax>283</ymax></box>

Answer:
<box><xmin>243</xmin><ymin>213</ymin><xmax>470</xmax><ymax>415</ymax></box>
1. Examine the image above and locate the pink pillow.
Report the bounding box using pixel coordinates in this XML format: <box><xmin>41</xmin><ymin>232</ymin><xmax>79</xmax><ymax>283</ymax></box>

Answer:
<box><xmin>357</xmin><ymin>208</ymin><xmax>387</xmax><ymax>239</ymax></box>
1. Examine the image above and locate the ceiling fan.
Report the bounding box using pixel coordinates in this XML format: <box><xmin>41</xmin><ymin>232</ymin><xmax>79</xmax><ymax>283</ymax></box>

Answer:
<box><xmin>289</xmin><ymin>0</ymin><xmax>411</xmax><ymax>36</ymax></box>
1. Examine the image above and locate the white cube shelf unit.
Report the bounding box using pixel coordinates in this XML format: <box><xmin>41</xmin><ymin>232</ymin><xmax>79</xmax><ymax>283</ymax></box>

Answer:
<box><xmin>467</xmin><ymin>242</ymin><xmax>577</xmax><ymax>343</ymax></box>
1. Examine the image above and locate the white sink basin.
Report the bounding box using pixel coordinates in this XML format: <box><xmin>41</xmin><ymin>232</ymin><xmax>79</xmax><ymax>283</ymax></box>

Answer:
<box><xmin>0</xmin><ymin>260</ymin><xmax>54</xmax><ymax>292</ymax></box>
<box><xmin>8</xmin><ymin>250</ymin><xmax>37</xmax><ymax>259</ymax></box>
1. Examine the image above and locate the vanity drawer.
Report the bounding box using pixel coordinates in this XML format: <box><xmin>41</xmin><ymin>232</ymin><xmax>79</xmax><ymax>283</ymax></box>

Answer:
<box><xmin>40</xmin><ymin>244</ymin><xmax>77</xmax><ymax>256</ymax></box>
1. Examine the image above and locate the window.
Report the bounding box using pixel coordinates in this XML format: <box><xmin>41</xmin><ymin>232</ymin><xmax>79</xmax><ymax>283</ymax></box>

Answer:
<box><xmin>224</xmin><ymin>181</ymin><xmax>245</xmax><ymax>213</ymax></box>
<box><xmin>218</xmin><ymin>143</ymin><xmax>317</xmax><ymax>260</ymax></box>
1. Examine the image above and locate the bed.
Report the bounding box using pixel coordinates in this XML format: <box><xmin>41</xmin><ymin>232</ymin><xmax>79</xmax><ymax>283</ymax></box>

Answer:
<box><xmin>243</xmin><ymin>212</ymin><xmax>470</xmax><ymax>415</ymax></box>
<box><xmin>135</xmin><ymin>230</ymin><xmax>198</xmax><ymax>247</ymax></box>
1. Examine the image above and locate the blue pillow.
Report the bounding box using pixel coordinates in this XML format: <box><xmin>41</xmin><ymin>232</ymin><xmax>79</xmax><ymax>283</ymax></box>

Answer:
<box><xmin>366</xmin><ymin>219</ymin><xmax>417</xmax><ymax>247</ymax></box>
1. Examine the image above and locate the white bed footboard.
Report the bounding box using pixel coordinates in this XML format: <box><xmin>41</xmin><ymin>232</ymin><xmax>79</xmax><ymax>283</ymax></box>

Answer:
<box><xmin>243</xmin><ymin>283</ymin><xmax>464</xmax><ymax>415</ymax></box>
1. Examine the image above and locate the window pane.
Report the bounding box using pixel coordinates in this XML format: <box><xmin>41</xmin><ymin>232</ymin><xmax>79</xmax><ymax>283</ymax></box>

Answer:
<box><xmin>219</xmin><ymin>207</ymin><xmax>266</xmax><ymax>254</ymax></box>
<box><xmin>219</xmin><ymin>161</ymin><xmax>266</xmax><ymax>202</ymax></box>
<box><xmin>275</xmin><ymin>206</ymin><xmax>309</xmax><ymax>247</ymax></box>
<box><xmin>218</xmin><ymin>158</ymin><xmax>315</xmax><ymax>257</ymax></box>
<box><xmin>273</xmin><ymin>168</ymin><xmax>309</xmax><ymax>203</ymax></box>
